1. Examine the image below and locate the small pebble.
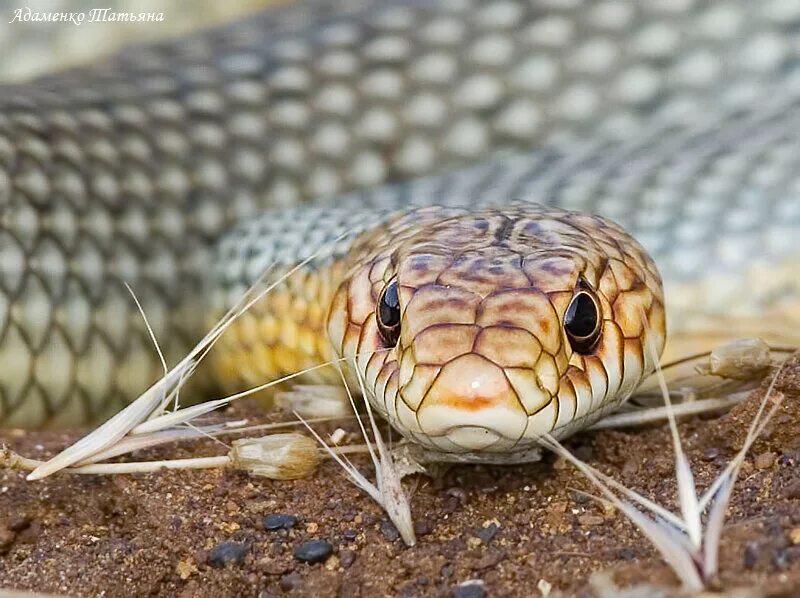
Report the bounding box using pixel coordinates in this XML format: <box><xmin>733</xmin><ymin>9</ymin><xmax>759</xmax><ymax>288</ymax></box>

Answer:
<box><xmin>263</xmin><ymin>514</ymin><xmax>299</xmax><ymax>531</ymax></box>
<box><xmin>414</xmin><ymin>520</ymin><xmax>433</xmax><ymax>536</ymax></box>
<box><xmin>208</xmin><ymin>541</ymin><xmax>249</xmax><ymax>568</ymax></box>
<box><xmin>340</xmin><ymin>549</ymin><xmax>356</xmax><ymax>568</ymax></box>
<box><xmin>743</xmin><ymin>541</ymin><xmax>760</xmax><ymax>569</ymax></box>
<box><xmin>477</xmin><ymin>523</ymin><xmax>499</xmax><ymax>544</ymax></box>
<box><xmin>571</xmin><ymin>491</ymin><xmax>590</xmax><ymax>505</ymax></box>
<box><xmin>755</xmin><ymin>451</ymin><xmax>777</xmax><ymax>470</ymax></box>
<box><xmin>452</xmin><ymin>581</ymin><xmax>486</xmax><ymax>598</ymax></box>
<box><xmin>293</xmin><ymin>539</ymin><xmax>333</xmax><ymax>564</ymax></box>
<box><xmin>702</xmin><ymin>447</ymin><xmax>720</xmax><ymax>461</ymax></box>
<box><xmin>342</xmin><ymin>529</ymin><xmax>358</xmax><ymax>541</ymax></box>
<box><xmin>379</xmin><ymin>520</ymin><xmax>400</xmax><ymax>542</ymax></box>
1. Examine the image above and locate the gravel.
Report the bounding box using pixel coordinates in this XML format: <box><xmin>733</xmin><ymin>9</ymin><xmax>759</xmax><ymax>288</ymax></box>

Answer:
<box><xmin>293</xmin><ymin>539</ymin><xmax>333</xmax><ymax>564</ymax></box>
<box><xmin>263</xmin><ymin>513</ymin><xmax>299</xmax><ymax>531</ymax></box>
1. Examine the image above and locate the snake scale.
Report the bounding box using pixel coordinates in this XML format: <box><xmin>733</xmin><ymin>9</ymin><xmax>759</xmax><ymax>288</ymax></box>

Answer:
<box><xmin>1</xmin><ymin>1</ymin><xmax>800</xmax><ymax>453</ymax></box>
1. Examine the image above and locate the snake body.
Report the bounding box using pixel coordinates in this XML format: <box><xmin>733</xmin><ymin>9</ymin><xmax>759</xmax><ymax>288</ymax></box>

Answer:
<box><xmin>2</xmin><ymin>0</ymin><xmax>800</xmax><ymax>440</ymax></box>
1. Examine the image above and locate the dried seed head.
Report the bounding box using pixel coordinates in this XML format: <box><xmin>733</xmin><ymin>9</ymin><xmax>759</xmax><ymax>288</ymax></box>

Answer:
<box><xmin>230</xmin><ymin>433</ymin><xmax>321</xmax><ymax>480</ymax></box>
<box><xmin>704</xmin><ymin>337</ymin><xmax>771</xmax><ymax>380</ymax></box>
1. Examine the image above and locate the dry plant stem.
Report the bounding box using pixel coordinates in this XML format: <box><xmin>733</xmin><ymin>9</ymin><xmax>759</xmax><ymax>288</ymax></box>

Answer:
<box><xmin>353</xmin><ymin>365</ymin><xmax>416</xmax><ymax>546</ymax></box>
<box><xmin>588</xmin><ymin>396</ymin><xmax>744</xmax><ymax>430</ymax></box>
<box><xmin>132</xmin><ymin>360</ymin><xmax>346</xmax><ymax>436</ymax></box>
<box><xmin>541</xmin><ymin>339</ymin><xmax>790</xmax><ymax>591</ymax></box>
<box><xmin>297</xmin><ymin>362</ymin><xmax>417</xmax><ymax>547</ymax></box>
<box><xmin>3</xmin><ymin>440</ymin><xmax>374</xmax><ymax>476</ymax></box>
<box><xmin>28</xmin><ymin>231</ymin><xmax>358</xmax><ymax>481</ymax></box>
<box><xmin>3</xmin><ymin>448</ymin><xmax>230</xmax><ymax>475</ymax></box>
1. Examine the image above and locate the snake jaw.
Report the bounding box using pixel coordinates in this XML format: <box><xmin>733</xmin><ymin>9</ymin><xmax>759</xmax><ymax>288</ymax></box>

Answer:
<box><xmin>327</xmin><ymin>205</ymin><xmax>667</xmax><ymax>459</ymax></box>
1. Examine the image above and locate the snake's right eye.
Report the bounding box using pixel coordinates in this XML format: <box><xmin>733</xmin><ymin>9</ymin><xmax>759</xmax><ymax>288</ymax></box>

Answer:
<box><xmin>376</xmin><ymin>279</ymin><xmax>401</xmax><ymax>347</ymax></box>
<box><xmin>564</xmin><ymin>286</ymin><xmax>602</xmax><ymax>354</ymax></box>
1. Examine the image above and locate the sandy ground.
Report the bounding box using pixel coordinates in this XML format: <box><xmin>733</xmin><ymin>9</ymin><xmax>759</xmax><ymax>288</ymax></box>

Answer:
<box><xmin>1</xmin><ymin>357</ymin><xmax>800</xmax><ymax>597</ymax></box>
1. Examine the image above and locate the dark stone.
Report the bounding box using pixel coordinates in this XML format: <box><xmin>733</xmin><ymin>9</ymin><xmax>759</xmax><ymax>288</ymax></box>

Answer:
<box><xmin>208</xmin><ymin>541</ymin><xmax>249</xmax><ymax>568</ymax></box>
<box><xmin>572</xmin><ymin>491</ymin><xmax>590</xmax><ymax>504</ymax></box>
<box><xmin>452</xmin><ymin>582</ymin><xmax>486</xmax><ymax>598</ymax></box>
<box><xmin>574</xmin><ymin>445</ymin><xmax>594</xmax><ymax>461</ymax></box>
<box><xmin>263</xmin><ymin>514</ymin><xmax>299</xmax><ymax>531</ymax></box>
<box><xmin>702</xmin><ymin>448</ymin><xmax>720</xmax><ymax>461</ymax></box>
<box><xmin>342</xmin><ymin>529</ymin><xmax>358</xmax><ymax>541</ymax></box>
<box><xmin>293</xmin><ymin>539</ymin><xmax>333</xmax><ymax>564</ymax></box>
<box><xmin>379</xmin><ymin>520</ymin><xmax>400</xmax><ymax>542</ymax></box>
<box><xmin>477</xmin><ymin>523</ymin><xmax>499</xmax><ymax>545</ymax></box>
<box><xmin>414</xmin><ymin>520</ymin><xmax>433</xmax><ymax>536</ymax></box>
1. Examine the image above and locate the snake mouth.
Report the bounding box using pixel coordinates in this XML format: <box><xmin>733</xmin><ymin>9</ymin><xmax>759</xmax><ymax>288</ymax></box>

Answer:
<box><xmin>443</xmin><ymin>425</ymin><xmax>503</xmax><ymax>450</ymax></box>
<box><xmin>407</xmin><ymin>353</ymin><xmax>532</xmax><ymax>451</ymax></box>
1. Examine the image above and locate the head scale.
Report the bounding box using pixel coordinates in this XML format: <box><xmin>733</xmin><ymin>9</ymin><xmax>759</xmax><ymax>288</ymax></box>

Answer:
<box><xmin>327</xmin><ymin>205</ymin><xmax>665</xmax><ymax>461</ymax></box>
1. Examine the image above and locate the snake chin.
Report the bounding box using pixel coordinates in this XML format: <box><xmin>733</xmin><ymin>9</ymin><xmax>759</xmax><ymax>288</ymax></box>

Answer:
<box><xmin>403</xmin><ymin>442</ymin><xmax>544</xmax><ymax>465</ymax></box>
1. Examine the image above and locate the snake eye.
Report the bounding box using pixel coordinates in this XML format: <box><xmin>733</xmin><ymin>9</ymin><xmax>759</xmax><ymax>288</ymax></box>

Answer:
<box><xmin>564</xmin><ymin>286</ymin><xmax>602</xmax><ymax>354</ymax></box>
<box><xmin>376</xmin><ymin>279</ymin><xmax>401</xmax><ymax>347</ymax></box>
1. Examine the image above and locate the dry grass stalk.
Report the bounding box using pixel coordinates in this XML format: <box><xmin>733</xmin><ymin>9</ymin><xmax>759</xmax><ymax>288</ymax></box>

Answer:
<box><xmin>297</xmin><ymin>362</ymin><xmax>416</xmax><ymax>546</ymax></box>
<box><xmin>25</xmin><ymin>232</ymin><xmax>360</xmax><ymax>481</ymax></box>
<box><xmin>539</xmin><ymin>336</ymin><xmax>789</xmax><ymax>591</ymax></box>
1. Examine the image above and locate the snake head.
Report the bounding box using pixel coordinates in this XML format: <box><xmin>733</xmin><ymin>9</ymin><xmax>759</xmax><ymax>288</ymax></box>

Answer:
<box><xmin>327</xmin><ymin>205</ymin><xmax>666</xmax><ymax>460</ymax></box>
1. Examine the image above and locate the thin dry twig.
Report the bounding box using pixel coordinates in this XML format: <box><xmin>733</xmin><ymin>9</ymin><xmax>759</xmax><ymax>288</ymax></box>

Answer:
<box><xmin>297</xmin><ymin>361</ymin><xmax>416</xmax><ymax>546</ymax></box>
<box><xmin>541</xmin><ymin>337</ymin><xmax>790</xmax><ymax>591</ymax></box>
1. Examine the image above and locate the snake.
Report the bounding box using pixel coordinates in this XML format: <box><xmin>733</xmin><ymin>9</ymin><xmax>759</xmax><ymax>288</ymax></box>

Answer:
<box><xmin>1</xmin><ymin>2</ymin><xmax>800</xmax><ymax>462</ymax></box>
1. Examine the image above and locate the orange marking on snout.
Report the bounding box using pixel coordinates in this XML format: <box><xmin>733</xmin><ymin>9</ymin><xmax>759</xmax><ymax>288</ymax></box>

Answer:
<box><xmin>420</xmin><ymin>353</ymin><xmax>524</xmax><ymax>414</ymax></box>
<box><xmin>439</xmin><ymin>392</ymin><xmax>498</xmax><ymax>412</ymax></box>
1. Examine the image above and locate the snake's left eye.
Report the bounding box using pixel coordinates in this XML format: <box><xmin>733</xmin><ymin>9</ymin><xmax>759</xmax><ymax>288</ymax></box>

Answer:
<box><xmin>376</xmin><ymin>279</ymin><xmax>401</xmax><ymax>347</ymax></box>
<box><xmin>564</xmin><ymin>286</ymin><xmax>602</xmax><ymax>354</ymax></box>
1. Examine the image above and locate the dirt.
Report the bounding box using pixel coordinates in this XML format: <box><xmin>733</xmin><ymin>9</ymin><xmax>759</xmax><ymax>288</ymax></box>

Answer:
<box><xmin>2</xmin><ymin>358</ymin><xmax>800</xmax><ymax>597</ymax></box>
